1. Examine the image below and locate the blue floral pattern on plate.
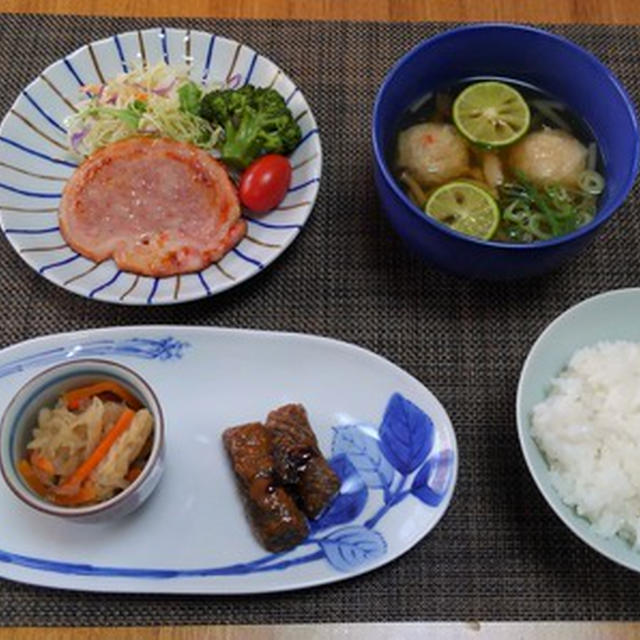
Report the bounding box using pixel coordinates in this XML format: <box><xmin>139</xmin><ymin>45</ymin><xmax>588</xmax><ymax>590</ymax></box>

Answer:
<box><xmin>0</xmin><ymin>336</ymin><xmax>187</xmax><ymax>379</ymax></box>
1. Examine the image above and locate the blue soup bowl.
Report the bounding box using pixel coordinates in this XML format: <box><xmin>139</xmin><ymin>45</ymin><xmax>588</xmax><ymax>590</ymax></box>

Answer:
<box><xmin>372</xmin><ymin>24</ymin><xmax>639</xmax><ymax>280</ymax></box>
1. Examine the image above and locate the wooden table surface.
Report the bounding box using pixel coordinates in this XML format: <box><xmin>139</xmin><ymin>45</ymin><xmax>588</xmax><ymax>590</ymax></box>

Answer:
<box><xmin>1</xmin><ymin>0</ymin><xmax>639</xmax><ymax>638</ymax></box>
<box><xmin>2</xmin><ymin>0</ymin><xmax>640</xmax><ymax>22</ymax></box>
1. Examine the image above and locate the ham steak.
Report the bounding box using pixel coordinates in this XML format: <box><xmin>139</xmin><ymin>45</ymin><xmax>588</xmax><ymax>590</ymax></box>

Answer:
<box><xmin>59</xmin><ymin>137</ymin><xmax>245</xmax><ymax>277</ymax></box>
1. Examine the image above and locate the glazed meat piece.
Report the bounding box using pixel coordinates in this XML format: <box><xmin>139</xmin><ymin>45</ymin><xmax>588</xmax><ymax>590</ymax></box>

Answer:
<box><xmin>265</xmin><ymin>404</ymin><xmax>340</xmax><ymax>518</ymax></box>
<box><xmin>59</xmin><ymin>137</ymin><xmax>245</xmax><ymax>277</ymax></box>
<box><xmin>223</xmin><ymin>422</ymin><xmax>309</xmax><ymax>552</ymax></box>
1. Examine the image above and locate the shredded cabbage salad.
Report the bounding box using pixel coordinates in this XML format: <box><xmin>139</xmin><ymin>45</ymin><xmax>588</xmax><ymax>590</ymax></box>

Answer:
<box><xmin>65</xmin><ymin>63</ymin><xmax>222</xmax><ymax>157</ymax></box>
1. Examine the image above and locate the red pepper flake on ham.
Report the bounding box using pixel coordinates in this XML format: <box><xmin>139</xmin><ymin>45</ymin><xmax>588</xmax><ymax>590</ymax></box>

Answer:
<box><xmin>59</xmin><ymin>137</ymin><xmax>245</xmax><ymax>277</ymax></box>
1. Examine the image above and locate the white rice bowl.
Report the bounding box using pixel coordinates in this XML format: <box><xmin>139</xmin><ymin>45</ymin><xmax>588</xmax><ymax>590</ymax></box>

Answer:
<box><xmin>531</xmin><ymin>340</ymin><xmax>640</xmax><ymax>546</ymax></box>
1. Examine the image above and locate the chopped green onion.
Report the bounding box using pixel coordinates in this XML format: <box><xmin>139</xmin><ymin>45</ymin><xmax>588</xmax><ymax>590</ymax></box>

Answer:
<box><xmin>503</xmin><ymin>199</ymin><xmax>530</xmax><ymax>223</ymax></box>
<box><xmin>578</xmin><ymin>170</ymin><xmax>605</xmax><ymax>195</ymax></box>
<box><xmin>575</xmin><ymin>198</ymin><xmax>596</xmax><ymax>226</ymax></box>
<box><xmin>497</xmin><ymin>169</ymin><xmax>603</xmax><ymax>244</ymax></box>
<box><xmin>545</xmin><ymin>185</ymin><xmax>569</xmax><ymax>202</ymax></box>
<box><xmin>527</xmin><ymin>214</ymin><xmax>553</xmax><ymax>240</ymax></box>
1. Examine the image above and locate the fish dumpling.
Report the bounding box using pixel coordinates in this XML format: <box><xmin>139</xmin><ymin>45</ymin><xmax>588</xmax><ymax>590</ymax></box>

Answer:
<box><xmin>396</xmin><ymin>123</ymin><xmax>470</xmax><ymax>187</ymax></box>
<box><xmin>508</xmin><ymin>129</ymin><xmax>587</xmax><ymax>187</ymax></box>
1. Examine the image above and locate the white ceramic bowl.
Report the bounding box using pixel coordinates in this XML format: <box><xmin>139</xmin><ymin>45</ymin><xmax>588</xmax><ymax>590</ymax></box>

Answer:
<box><xmin>517</xmin><ymin>288</ymin><xmax>640</xmax><ymax>571</ymax></box>
<box><xmin>0</xmin><ymin>359</ymin><xmax>164</xmax><ymax>522</ymax></box>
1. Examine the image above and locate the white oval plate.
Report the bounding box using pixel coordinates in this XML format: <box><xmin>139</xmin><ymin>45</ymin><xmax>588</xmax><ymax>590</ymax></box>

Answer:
<box><xmin>0</xmin><ymin>326</ymin><xmax>456</xmax><ymax>594</ymax></box>
<box><xmin>0</xmin><ymin>28</ymin><xmax>321</xmax><ymax>305</ymax></box>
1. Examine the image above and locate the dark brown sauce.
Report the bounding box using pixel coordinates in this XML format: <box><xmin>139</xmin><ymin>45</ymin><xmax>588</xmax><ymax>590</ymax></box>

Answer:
<box><xmin>287</xmin><ymin>446</ymin><xmax>316</xmax><ymax>473</ymax></box>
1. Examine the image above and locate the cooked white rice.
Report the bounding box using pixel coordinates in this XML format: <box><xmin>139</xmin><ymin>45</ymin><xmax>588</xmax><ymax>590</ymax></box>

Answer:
<box><xmin>531</xmin><ymin>340</ymin><xmax>640</xmax><ymax>545</ymax></box>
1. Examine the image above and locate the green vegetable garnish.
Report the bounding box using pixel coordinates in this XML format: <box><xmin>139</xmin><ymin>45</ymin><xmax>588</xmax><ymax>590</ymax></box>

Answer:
<box><xmin>578</xmin><ymin>169</ymin><xmax>605</xmax><ymax>195</ymax></box>
<box><xmin>497</xmin><ymin>170</ymin><xmax>598</xmax><ymax>243</ymax></box>
<box><xmin>87</xmin><ymin>103</ymin><xmax>147</xmax><ymax>129</ymax></box>
<box><xmin>178</xmin><ymin>81</ymin><xmax>203</xmax><ymax>116</ymax></box>
<box><xmin>199</xmin><ymin>84</ymin><xmax>302</xmax><ymax>169</ymax></box>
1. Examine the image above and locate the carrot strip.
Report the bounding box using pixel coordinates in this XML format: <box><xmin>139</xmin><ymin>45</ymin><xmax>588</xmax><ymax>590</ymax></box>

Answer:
<box><xmin>18</xmin><ymin>459</ymin><xmax>49</xmax><ymax>497</ymax></box>
<box><xmin>63</xmin><ymin>381</ymin><xmax>141</xmax><ymax>411</ymax></box>
<box><xmin>52</xmin><ymin>482</ymin><xmax>97</xmax><ymax>506</ymax></box>
<box><xmin>30</xmin><ymin>451</ymin><xmax>55</xmax><ymax>476</ymax></box>
<box><xmin>57</xmin><ymin>408</ymin><xmax>136</xmax><ymax>495</ymax></box>
<box><xmin>20</xmin><ymin>460</ymin><xmax>97</xmax><ymax>507</ymax></box>
<box><xmin>125</xmin><ymin>466</ymin><xmax>143</xmax><ymax>483</ymax></box>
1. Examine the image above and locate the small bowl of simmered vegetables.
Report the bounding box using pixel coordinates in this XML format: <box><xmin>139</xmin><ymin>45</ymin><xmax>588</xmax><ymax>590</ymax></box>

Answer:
<box><xmin>372</xmin><ymin>24</ymin><xmax>639</xmax><ymax>279</ymax></box>
<box><xmin>0</xmin><ymin>359</ymin><xmax>164</xmax><ymax>522</ymax></box>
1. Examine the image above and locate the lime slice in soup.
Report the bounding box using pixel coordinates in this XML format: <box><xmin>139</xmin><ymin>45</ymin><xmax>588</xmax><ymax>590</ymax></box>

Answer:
<box><xmin>453</xmin><ymin>81</ymin><xmax>530</xmax><ymax>147</ymax></box>
<box><xmin>425</xmin><ymin>181</ymin><xmax>500</xmax><ymax>240</ymax></box>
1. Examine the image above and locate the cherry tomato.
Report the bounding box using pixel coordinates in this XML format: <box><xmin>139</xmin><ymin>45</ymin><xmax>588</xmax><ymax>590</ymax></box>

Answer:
<box><xmin>239</xmin><ymin>154</ymin><xmax>292</xmax><ymax>213</ymax></box>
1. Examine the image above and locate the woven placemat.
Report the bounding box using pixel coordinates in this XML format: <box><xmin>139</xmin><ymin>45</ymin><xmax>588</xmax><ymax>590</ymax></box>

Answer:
<box><xmin>0</xmin><ymin>13</ymin><xmax>639</xmax><ymax>625</ymax></box>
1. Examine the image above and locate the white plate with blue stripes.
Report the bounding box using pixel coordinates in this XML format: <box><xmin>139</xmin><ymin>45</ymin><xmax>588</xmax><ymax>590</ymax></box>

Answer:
<box><xmin>0</xmin><ymin>28</ymin><xmax>321</xmax><ymax>305</ymax></box>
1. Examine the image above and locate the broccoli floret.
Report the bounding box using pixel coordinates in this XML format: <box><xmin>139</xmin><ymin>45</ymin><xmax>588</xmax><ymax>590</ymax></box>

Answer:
<box><xmin>200</xmin><ymin>85</ymin><xmax>302</xmax><ymax>169</ymax></box>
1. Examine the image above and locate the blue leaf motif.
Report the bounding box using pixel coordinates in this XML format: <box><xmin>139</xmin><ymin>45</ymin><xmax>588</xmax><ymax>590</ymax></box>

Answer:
<box><xmin>379</xmin><ymin>393</ymin><xmax>434</xmax><ymax>475</ymax></box>
<box><xmin>310</xmin><ymin>454</ymin><xmax>368</xmax><ymax>532</ymax></box>
<box><xmin>332</xmin><ymin>424</ymin><xmax>394</xmax><ymax>489</ymax></box>
<box><xmin>319</xmin><ymin>526</ymin><xmax>387</xmax><ymax>572</ymax></box>
<box><xmin>411</xmin><ymin>449</ymin><xmax>455</xmax><ymax>507</ymax></box>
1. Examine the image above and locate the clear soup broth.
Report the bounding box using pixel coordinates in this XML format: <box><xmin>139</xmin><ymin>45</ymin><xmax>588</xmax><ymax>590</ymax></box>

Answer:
<box><xmin>391</xmin><ymin>78</ymin><xmax>605</xmax><ymax>243</ymax></box>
